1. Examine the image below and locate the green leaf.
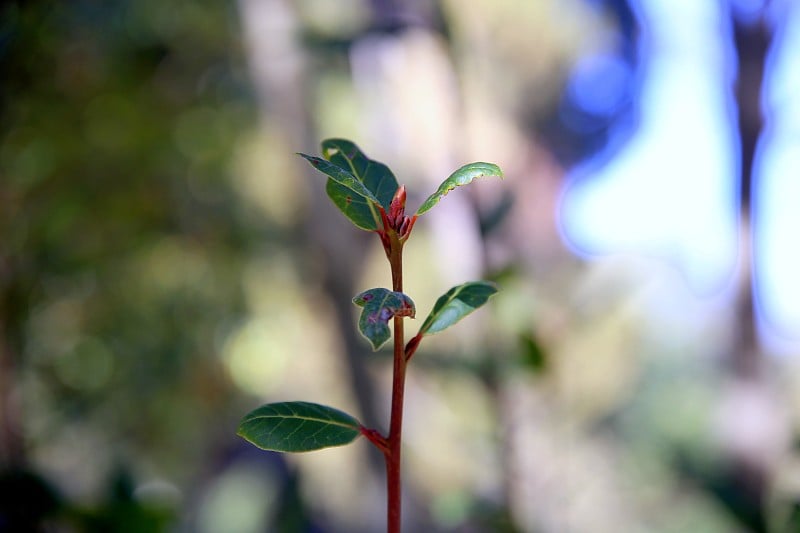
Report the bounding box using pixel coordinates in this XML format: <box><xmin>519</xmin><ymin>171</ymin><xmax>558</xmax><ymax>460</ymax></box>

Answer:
<box><xmin>353</xmin><ymin>288</ymin><xmax>416</xmax><ymax>350</ymax></box>
<box><xmin>322</xmin><ymin>139</ymin><xmax>399</xmax><ymax>210</ymax></box>
<box><xmin>298</xmin><ymin>153</ymin><xmax>380</xmax><ymax>204</ymax></box>
<box><xmin>237</xmin><ymin>401</ymin><xmax>362</xmax><ymax>452</ymax></box>
<box><xmin>419</xmin><ymin>281</ymin><xmax>497</xmax><ymax>336</ymax></box>
<box><xmin>300</xmin><ymin>139</ymin><xmax>399</xmax><ymax>230</ymax></box>
<box><xmin>415</xmin><ymin>162</ymin><xmax>503</xmax><ymax>216</ymax></box>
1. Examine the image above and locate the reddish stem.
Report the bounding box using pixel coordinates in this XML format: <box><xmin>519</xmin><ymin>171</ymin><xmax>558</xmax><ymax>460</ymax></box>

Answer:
<box><xmin>386</xmin><ymin>317</ymin><xmax>405</xmax><ymax>532</ymax></box>
<box><xmin>385</xmin><ymin>227</ymin><xmax>405</xmax><ymax>533</ymax></box>
<box><xmin>404</xmin><ymin>332</ymin><xmax>423</xmax><ymax>362</ymax></box>
<box><xmin>360</xmin><ymin>426</ymin><xmax>390</xmax><ymax>455</ymax></box>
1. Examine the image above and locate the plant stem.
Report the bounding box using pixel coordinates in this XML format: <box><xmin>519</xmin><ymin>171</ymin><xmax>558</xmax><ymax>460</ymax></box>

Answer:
<box><xmin>386</xmin><ymin>231</ymin><xmax>405</xmax><ymax>533</ymax></box>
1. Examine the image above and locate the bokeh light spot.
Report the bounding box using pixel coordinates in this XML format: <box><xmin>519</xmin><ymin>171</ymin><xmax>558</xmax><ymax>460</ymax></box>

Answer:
<box><xmin>566</xmin><ymin>53</ymin><xmax>632</xmax><ymax>117</ymax></box>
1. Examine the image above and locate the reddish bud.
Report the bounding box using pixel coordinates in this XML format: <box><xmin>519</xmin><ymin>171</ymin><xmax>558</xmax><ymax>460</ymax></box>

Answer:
<box><xmin>398</xmin><ymin>214</ymin><xmax>417</xmax><ymax>240</ymax></box>
<box><xmin>397</xmin><ymin>216</ymin><xmax>410</xmax><ymax>236</ymax></box>
<box><xmin>388</xmin><ymin>185</ymin><xmax>406</xmax><ymax>227</ymax></box>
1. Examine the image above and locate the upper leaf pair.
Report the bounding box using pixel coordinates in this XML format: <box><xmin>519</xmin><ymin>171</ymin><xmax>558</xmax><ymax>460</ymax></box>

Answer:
<box><xmin>299</xmin><ymin>139</ymin><xmax>503</xmax><ymax>232</ymax></box>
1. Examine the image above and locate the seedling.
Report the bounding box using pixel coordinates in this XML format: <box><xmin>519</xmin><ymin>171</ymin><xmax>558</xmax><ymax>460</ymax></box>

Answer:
<box><xmin>237</xmin><ymin>139</ymin><xmax>502</xmax><ymax>532</ymax></box>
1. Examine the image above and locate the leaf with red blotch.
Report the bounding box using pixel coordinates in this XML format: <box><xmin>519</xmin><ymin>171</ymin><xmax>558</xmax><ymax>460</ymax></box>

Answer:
<box><xmin>353</xmin><ymin>288</ymin><xmax>415</xmax><ymax>350</ymax></box>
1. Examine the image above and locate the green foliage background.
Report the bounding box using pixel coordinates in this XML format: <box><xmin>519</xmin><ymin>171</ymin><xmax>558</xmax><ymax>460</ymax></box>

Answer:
<box><xmin>1</xmin><ymin>1</ymin><xmax>263</xmax><ymax>529</ymax></box>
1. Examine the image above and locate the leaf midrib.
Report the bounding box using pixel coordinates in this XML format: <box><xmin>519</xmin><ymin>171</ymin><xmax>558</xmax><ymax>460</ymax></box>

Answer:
<box><xmin>244</xmin><ymin>413</ymin><xmax>358</xmax><ymax>430</ymax></box>
<box><xmin>330</xmin><ymin>142</ymin><xmax>383</xmax><ymax>227</ymax></box>
<box><xmin>422</xmin><ymin>287</ymin><xmax>463</xmax><ymax>333</ymax></box>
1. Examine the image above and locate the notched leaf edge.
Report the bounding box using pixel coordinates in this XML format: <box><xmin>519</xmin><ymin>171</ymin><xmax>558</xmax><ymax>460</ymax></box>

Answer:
<box><xmin>353</xmin><ymin>288</ymin><xmax>416</xmax><ymax>350</ymax></box>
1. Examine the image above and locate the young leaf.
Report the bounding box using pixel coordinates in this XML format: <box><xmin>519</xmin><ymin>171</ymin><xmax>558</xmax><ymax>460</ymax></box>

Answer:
<box><xmin>237</xmin><ymin>401</ymin><xmax>362</xmax><ymax>453</ymax></box>
<box><xmin>419</xmin><ymin>281</ymin><xmax>497</xmax><ymax>336</ymax></box>
<box><xmin>300</xmin><ymin>139</ymin><xmax>399</xmax><ymax>231</ymax></box>
<box><xmin>322</xmin><ymin>139</ymin><xmax>399</xmax><ymax>211</ymax></box>
<box><xmin>299</xmin><ymin>153</ymin><xmax>380</xmax><ymax>205</ymax></box>
<box><xmin>415</xmin><ymin>162</ymin><xmax>503</xmax><ymax>216</ymax></box>
<box><xmin>353</xmin><ymin>288</ymin><xmax>416</xmax><ymax>350</ymax></box>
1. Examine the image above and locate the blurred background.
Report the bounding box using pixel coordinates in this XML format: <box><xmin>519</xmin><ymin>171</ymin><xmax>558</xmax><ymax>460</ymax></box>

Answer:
<box><xmin>2</xmin><ymin>0</ymin><xmax>800</xmax><ymax>531</ymax></box>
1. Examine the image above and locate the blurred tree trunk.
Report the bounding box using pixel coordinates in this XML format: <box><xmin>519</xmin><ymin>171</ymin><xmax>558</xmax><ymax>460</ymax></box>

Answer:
<box><xmin>236</xmin><ymin>0</ymin><xmax>383</xmax><ymax>466</ymax></box>
<box><xmin>732</xmin><ymin>13</ymin><xmax>769</xmax><ymax>379</ymax></box>
<box><xmin>722</xmin><ymin>12</ymin><xmax>772</xmax><ymax>533</ymax></box>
